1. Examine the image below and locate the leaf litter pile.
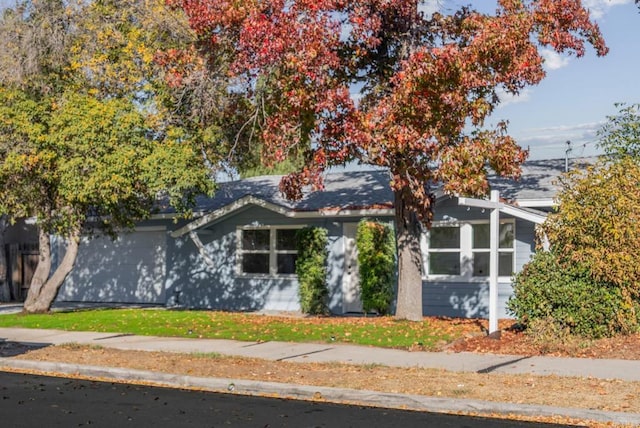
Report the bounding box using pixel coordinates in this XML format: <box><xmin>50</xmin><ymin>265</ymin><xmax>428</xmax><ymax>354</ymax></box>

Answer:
<box><xmin>2</xmin><ymin>314</ymin><xmax>640</xmax><ymax>427</ymax></box>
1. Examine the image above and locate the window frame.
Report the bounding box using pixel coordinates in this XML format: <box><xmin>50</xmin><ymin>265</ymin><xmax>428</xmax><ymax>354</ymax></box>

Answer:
<box><xmin>422</xmin><ymin>219</ymin><xmax>516</xmax><ymax>281</ymax></box>
<box><xmin>424</xmin><ymin>223</ymin><xmax>463</xmax><ymax>276</ymax></box>
<box><xmin>236</xmin><ymin>225</ymin><xmax>303</xmax><ymax>277</ymax></box>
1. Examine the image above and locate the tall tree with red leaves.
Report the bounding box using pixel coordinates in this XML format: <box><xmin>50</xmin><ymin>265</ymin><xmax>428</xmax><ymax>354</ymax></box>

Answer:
<box><xmin>168</xmin><ymin>0</ymin><xmax>607</xmax><ymax>320</ymax></box>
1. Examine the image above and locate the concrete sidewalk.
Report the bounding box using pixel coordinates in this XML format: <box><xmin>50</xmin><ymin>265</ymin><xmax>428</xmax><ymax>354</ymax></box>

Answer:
<box><xmin>1</xmin><ymin>326</ymin><xmax>640</xmax><ymax>381</ymax></box>
<box><xmin>1</xmin><ymin>326</ymin><xmax>640</xmax><ymax>425</ymax></box>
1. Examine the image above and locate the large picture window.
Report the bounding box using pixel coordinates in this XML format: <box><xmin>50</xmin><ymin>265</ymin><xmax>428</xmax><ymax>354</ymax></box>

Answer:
<box><xmin>425</xmin><ymin>220</ymin><xmax>515</xmax><ymax>279</ymax></box>
<box><xmin>238</xmin><ymin>227</ymin><xmax>300</xmax><ymax>276</ymax></box>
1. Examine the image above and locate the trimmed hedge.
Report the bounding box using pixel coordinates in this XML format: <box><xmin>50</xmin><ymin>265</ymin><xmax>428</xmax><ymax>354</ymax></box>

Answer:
<box><xmin>356</xmin><ymin>220</ymin><xmax>396</xmax><ymax>315</ymax></box>
<box><xmin>507</xmin><ymin>251</ymin><xmax>639</xmax><ymax>339</ymax></box>
<box><xmin>295</xmin><ymin>227</ymin><xmax>329</xmax><ymax>315</ymax></box>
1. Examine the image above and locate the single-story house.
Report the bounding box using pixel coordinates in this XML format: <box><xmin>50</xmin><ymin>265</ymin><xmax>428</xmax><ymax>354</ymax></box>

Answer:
<box><xmin>49</xmin><ymin>158</ymin><xmax>580</xmax><ymax>318</ymax></box>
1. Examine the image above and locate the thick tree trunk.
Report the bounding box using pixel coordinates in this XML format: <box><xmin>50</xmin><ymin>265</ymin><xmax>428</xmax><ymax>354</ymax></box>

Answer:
<box><xmin>393</xmin><ymin>189</ymin><xmax>424</xmax><ymax>321</ymax></box>
<box><xmin>23</xmin><ymin>227</ymin><xmax>52</xmax><ymax>309</ymax></box>
<box><xmin>24</xmin><ymin>228</ymin><xmax>80</xmax><ymax>313</ymax></box>
<box><xmin>0</xmin><ymin>216</ymin><xmax>9</xmax><ymax>302</ymax></box>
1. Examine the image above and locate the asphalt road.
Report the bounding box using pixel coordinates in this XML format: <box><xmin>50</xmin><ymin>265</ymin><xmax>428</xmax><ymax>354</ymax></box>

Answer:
<box><xmin>0</xmin><ymin>371</ymin><xmax>573</xmax><ymax>428</ymax></box>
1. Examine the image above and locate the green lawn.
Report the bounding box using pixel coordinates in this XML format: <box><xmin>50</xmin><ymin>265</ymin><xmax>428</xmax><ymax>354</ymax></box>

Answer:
<box><xmin>0</xmin><ymin>308</ymin><xmax>475</xmax><ymax>351</ymax></box>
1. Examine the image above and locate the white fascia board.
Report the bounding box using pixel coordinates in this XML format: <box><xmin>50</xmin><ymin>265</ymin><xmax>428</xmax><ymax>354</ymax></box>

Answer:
<box><xmin>515</xmin><ymin>199</ymin><xmax>557</xmax><ymax>208</ymax></box>
<box><xmin>499</xmin><ymin>205</ymin><xmax>547</xmax><ymax>224</ymax></box>
<box><xmin>457</xmin><ymin>196</ymin><xmax>502</xmax><ymax>209</ymax></box>
<box><xmin>170</xmin><ymin>196</ymin><xmax>279</xmax><ymax>237</ymax></box>
<box><xmin>458</xmin><ymin>196</ymin><xmax>547</xmax><ymax>224</ymax></box>
<box><xmin>170</xmin><ymin>195</ymin><xmax>394</xmax><ymax>238</ymax></box>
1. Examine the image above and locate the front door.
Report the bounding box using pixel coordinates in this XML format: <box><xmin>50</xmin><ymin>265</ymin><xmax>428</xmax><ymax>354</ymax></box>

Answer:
<box><xmin>342</xmin><ymin>223</ymin><xmax>363</xmax><ymax>313</ymax></box>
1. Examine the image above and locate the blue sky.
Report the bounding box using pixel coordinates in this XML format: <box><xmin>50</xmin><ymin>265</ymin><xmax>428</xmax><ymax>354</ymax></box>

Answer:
<box><xmin>485</xmin><ymin>0</ymin><xmax>640</xmax><ymax>160</ymax></box>
<box><xmin>1</xmin><ymin>0</ymin><xmax>637</xmax><ymax>161</ymax></box>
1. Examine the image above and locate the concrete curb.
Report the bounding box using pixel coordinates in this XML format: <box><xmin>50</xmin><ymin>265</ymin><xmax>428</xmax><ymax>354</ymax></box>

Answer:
<box><xmin>2</xmin><ymin>359</ymin><xmax>639</xmax><ymax>426</ymax></box>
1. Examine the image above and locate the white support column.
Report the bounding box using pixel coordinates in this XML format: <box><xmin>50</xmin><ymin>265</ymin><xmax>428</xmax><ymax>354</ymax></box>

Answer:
<box><xmin>489</xmin><ymin>190</ymin><xmax>499</xmax><ymax>334</ymax></box>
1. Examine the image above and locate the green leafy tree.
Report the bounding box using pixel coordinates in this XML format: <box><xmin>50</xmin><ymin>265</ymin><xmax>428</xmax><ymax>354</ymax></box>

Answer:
<box><xmin>295</xmin><ymin>227</ymin><xmax>329</xmax><ymax>315</ymax></box>
<box><xmin>0</xmin><ymin>1</ymin><xmax>213</xmax><ymax>313</ymax></box>
<box><xmin>598</xmin><ymin>103</ymin><xmax>640</xmax><ymax>159</ymax></box>
<box><xmin>356</xmin><ymin>220</ymin><xmax>396</xmax><ymax>315</ymax></box>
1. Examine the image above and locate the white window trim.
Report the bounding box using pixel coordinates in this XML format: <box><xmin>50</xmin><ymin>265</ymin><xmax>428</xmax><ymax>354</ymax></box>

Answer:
<box><xmin>422</xmin><ymin>219</ymin><xmax>515</xmax><ymax>282</ymax></box>
<box><xmin>236</xmin><ymin>225</ymin><xmax>304</xmax><ymax>278</ymax></box>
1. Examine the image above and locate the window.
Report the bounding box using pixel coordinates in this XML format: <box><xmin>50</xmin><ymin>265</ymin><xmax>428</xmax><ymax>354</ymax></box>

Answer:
<box><xmin>425</xmin><ymin>221</ymin><xmax>515</xmax><ymax>278</ymax></box>
<box><xmin>241</xmin><ymin>229</ymin><xmax>270</xmax><ymax>274</ymax></box>
<box><xmin>471</xmin><ymin>223</ymin><xmax>515</xmax><ymax>277</ymax></box>
<box><xmin>238</xmin><ymin>227</ymin><xmax>300</xmax><ymax>275</ymax></box>
<box><xmin>427</xmin><ymin>226</ymin><xmax>461</xmax><ymax>275</ymax></box>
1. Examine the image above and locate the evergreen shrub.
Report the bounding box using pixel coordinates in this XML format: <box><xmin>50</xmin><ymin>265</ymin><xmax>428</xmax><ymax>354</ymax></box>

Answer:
<box><xmin>295</xmin><ymin>227</ymin><xmax>329</xmax><ymax>315</ymax></box>
<box><xmin>507</xmin><ymin>251</ymin><xmax>638</xmax><ymax>339</ymax></box>
<box><xmin>356</xmin><ymin>220</ymin><xmax>396</xmax><ymax>315</ymax></box>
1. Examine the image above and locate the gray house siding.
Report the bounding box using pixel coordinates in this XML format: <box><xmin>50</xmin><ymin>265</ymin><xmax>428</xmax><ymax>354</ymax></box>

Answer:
<box><xmin>432</xmin><ymin>196</ymin><xmax>487</xmax><ymax>222</ymax></box>
<box><xmin>422</xmin><ymin>281</ymin><xmax>513</xmax><ymax>319</ymax></box>
<box><xmin>514</xmin><ymin>218</ymin><xmax>537</xmax><ymax>271</ymax></box>
<box><xmin>4</xmin><ymin>219</ymin><xmax>38</xmax><ymax>244</ymax></box>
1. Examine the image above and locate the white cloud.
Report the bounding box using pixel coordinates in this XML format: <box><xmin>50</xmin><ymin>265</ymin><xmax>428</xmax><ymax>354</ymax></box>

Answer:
<box><xmin>513</xmin><ymin>121</ymin><xmax>606</xmax><ymax>160</ymax></box>
<box><xmin>582</xmin><ymin>0</ymin><xmax>633</xmax><ymax>19</ymax></box>
<box><xmin>516</xmin><ymin>121</ymin><xmax>603</xmax><ymax>142</ymax></box>
<box><xmin>497</xmin><ymin>88</ymin><xmax>532</xmax><ymax>108</ymax></box>
<box><xmin>540</xmin><ymin>49</ymin><xmax>571</xmax><ymax>71</ymax></box>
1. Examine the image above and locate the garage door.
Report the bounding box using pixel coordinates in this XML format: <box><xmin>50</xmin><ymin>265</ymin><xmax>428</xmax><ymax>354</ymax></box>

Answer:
<box><xmin>57</xmin><ymin>227</ymin><xmax>167</xmax><ymax>304</ymax></box>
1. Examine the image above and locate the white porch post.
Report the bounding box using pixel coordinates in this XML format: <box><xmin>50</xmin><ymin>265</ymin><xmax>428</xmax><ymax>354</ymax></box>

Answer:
<box><xmin>489</xmin><ymin>190</ymin><xmax>499</xmax><ymax>334</ymax></box>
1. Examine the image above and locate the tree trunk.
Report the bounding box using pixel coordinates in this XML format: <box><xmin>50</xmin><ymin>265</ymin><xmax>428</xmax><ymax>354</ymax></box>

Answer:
<box><xmin>24</xmin><ymin>228</ymin><xmax>80</xmax><ymax>313</ymax></box>
<box><xmin>393</xmin><ymin>189</ymin><xmax>424</xmax><ymax>321</ymax></box>
<box><xmin>23</xmin><ymin>227</ymin><xmax>52</xmax><ymax>309</ymax></box>
<box><xmin>0</xmin><ymin>216</ymin><xmax>9</xmax><ymax>302</ymax></box>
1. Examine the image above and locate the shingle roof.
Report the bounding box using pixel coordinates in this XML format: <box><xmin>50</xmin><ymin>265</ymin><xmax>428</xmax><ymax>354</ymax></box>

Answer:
<box><xmin>192</xmin><ymin>169</ymin><xmax>394</xmax><ymax>213</ymax></box>
<box><xmin>490</xmin><ymin>158</ymin><xmax>589</xmax><ymax>201</ymax></box>
<box><xmin>167</xmin><ymin>157</ymin><xmax>597</xmax><ymax>216</ymax></box>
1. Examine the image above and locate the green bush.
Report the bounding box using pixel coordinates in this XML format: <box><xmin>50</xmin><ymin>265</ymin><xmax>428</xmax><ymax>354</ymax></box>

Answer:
<box><xmin>295</xmin><ymin>227</ymin><xmax>329</xmax><ymax>315</ymax></box>
<box><xmin>507</xmin><ymin>251</ymin><xmax>639</xmax><ymax>339</ymax></box>
<box><xmin>356</xmin><ymin>220</ymin><xmax>396</xmax><ymax>315</ymax></box>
